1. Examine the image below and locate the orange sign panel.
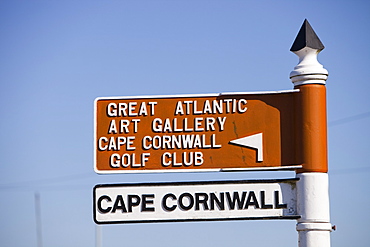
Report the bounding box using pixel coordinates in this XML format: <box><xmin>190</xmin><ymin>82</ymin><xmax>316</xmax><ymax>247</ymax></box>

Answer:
<box><xmin>94</xmin><ymin>91</ymin><xmax>299</xmax><ymax>173</ymax></box>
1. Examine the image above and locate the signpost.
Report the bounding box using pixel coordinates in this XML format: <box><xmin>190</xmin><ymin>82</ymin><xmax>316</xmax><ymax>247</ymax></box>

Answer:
<box><xmin>94</xmin><ymin>90</ymin><xmax>301</xmax><ymax>173</ymax></box>
<box><xmin>94</xmin><ymin>179</ymin><xmax>299</xmax><ymax>224</ymax></box>
<box><xmin>93</xmin><ymin>20</ymin><xmax>332</xmax><ymax>247</ymax></box>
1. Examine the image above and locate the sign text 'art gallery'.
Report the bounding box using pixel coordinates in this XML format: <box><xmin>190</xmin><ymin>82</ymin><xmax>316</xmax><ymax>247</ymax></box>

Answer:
<box><xmin>94</xmin><ymin>91</ymin><xmax>298</xmax><ymax>173</ymax></box>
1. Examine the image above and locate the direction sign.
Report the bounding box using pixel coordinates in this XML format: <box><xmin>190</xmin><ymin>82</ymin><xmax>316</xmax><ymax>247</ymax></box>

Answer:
<box><xmin>93</xmin><ymin>179</ymin><xmax>299</xmax><ymax>224</ymax></box>
<box><xmin>94</xmin><ymin>90</ymin><xmax>301</xmax><ymax>173</ymax></box>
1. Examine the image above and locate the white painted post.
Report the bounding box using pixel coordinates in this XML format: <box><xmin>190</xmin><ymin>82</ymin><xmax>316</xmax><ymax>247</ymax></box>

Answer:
<box><xmin>290</xmin><ymin>20</ymin><xmax>332</xmax><ymax>247</ymax></box>
<box><xmin>296</xmin><ymin>173</ymin><xmax>331</xmax><ymax>246</ymax></box>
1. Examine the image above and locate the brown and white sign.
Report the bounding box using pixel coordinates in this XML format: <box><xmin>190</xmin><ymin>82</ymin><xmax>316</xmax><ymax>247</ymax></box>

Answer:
<box><xmin>94</xmin><ymin>90</ymin><xmax>299</xmax><ymax>173</ymax></box>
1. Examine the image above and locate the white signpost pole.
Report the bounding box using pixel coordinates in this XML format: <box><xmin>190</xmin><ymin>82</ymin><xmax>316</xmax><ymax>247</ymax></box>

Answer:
<box><xmin>290</xmin><ymin>20</ymin><xmax>332</xmax><ymax>247</ymax></box>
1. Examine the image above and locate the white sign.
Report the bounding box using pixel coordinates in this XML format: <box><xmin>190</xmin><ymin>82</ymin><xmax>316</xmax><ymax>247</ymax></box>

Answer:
<box><xmin>93</xmin><ymin>179</ymin><xmax>298</xmax><ymax>224</ymax></box>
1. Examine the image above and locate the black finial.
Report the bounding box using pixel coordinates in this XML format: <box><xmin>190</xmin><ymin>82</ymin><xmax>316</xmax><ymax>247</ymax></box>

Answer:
<box><xmin>290</xmin><ymin>19</ymin><xmax>325</xmax><ymax>52</ymax></box>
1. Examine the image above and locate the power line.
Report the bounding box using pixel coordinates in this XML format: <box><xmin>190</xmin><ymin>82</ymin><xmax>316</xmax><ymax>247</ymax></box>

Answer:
<box><xmin>328</xmin><ymin>111</ymin><xmax>370</xmax><ymax>127</ymax></box>
<box><xmin>330</xmin><ymin>166</ymin><xmax>370</xmax><ymax>175</ymax></box>
<box><xmin>0</xmin><ymin>172</ymin><xmax>95</xmax><ymax>190</ymax></box>
<box><xmin>1</xmin><ymin>112</ymin><xmax>370</xmax><ymax>190</ymax></box>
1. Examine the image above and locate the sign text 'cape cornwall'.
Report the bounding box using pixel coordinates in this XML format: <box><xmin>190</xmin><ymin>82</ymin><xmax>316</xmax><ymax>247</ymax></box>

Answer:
<box><xmin>94</xmin><ymin>90</ymin><xmax>301</xmax><ymax>173</ymax></box>
<box><xmin>93</xmin><ymin>179</ymin><xmax>299</xmax><ymax>224</ymax></box>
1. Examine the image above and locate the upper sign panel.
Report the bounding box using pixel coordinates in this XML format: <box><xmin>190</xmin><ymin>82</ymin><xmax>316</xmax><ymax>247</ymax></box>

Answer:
<box><xmin>94</xmin><ymin>90</ymin><xmax>299</xmax><ymax>173</ymax></box>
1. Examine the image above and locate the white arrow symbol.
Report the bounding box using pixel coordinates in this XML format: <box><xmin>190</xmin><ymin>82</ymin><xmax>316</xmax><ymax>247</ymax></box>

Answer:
<box><xmin>229</xmin><ymin>133</ymin><xmax>263</xmax><ymax>162</ymax></box>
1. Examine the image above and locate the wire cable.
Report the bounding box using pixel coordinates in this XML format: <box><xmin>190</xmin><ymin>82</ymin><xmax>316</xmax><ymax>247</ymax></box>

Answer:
<box><xmin>328</xmin><ymin>111</ymin><xmax>370</xmax><ymax>127</ymax></box>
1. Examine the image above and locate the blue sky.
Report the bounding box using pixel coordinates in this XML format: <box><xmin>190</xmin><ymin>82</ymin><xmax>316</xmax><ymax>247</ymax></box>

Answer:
<box><xmin>1</xmin><ymin>1</ymin><xmax>369</xmax><ymax>246</ymax></box>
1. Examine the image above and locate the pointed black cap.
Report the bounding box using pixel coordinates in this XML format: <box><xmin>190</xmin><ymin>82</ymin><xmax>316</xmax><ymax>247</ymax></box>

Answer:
<box><xmin>290</xmin><ymin>19</ymin><xmax>325</xmax><ymax>52</ymax></box>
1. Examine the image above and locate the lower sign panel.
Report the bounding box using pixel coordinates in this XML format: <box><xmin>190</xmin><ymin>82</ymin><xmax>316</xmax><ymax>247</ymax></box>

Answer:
<box><xmin>93</xmin><ymin>179</ymin><xmax>299</xmax><ymax>224</ymax></box>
